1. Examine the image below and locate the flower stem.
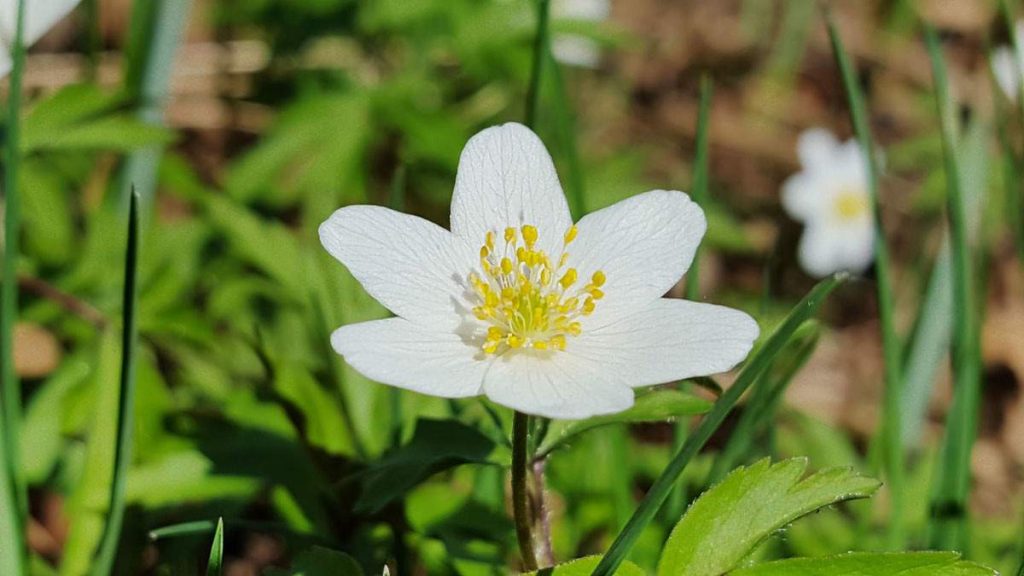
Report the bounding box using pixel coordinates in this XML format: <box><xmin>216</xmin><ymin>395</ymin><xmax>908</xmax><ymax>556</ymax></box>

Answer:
<box><xmin>512</xmin><ymin>411</ymin><xmax>538</xmax><ymax>571</ymax></box>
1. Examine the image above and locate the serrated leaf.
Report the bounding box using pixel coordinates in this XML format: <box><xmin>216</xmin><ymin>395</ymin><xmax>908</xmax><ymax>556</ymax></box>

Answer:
<box><xmin>355</xmin><ymin>419</ymin><xmax>495</xmax><ymax>514</ymax></box>
<box><xmin>523</xmin><ymin>556</ymin><xmax>646</xmax><ymax>575</ymax></box>
<box><xmin>728</xmin><ymin>552</ymin><xmax>996</xmax><ymax>575</ymax></box>
<box><xmin>657</xmin><ymin>458</ymin><xmax>880</xmax><ymax>576</ymax></box>
<box><xmin>537</xmin><ymin>390</ymin><xmax>711</xmax><ymax>457</ymax></box>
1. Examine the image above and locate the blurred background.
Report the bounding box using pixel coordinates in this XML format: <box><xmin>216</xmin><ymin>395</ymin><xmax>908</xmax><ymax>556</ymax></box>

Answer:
<box><xmin>7</xmin><ymin>0</ymin><xmax>1024</xmax><ymax>574</ymax></box>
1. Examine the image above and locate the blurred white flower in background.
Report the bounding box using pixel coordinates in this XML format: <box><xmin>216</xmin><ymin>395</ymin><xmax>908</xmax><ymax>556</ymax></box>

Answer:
<box><xmin>782</xmin><ymin>128</ymin><xmax>874</xmax><ymax>278</ymax></box>
<box><xmin>992</xmin><ymin>21</ymin><xmax>1024</xmax><ymax>99</ymax></box>
<box><xmin>551</xmin><ymin>0</ymin><xmax>609</xmax><ymax>68</ymax></box>
<box><xmin>0</xmin><ymin>0</ymin><xmax>82</xmax><ymax>78</ymax></box>
<box><xmin>320</xmin><ymin>123</ymin><xmax>758</xmax><ymax>420</ymax></box>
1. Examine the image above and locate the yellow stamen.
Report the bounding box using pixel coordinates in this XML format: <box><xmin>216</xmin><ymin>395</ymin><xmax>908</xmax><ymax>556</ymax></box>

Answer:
<box><xmin>471</xmin><ymin>224</ymin><xmax>606</xmax><ymax>355</ymax></box>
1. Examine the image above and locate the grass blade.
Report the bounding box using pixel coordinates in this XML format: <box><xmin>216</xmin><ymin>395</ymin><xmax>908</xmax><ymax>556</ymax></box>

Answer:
<box><xmin>545</xmin><ymin>49</ymin><xmax>586</xmax><ymax>217</ymax></box>
<box><xmin>118</xmin><ymin>0</ymin><xmax>192</xmax><ymax>212</ymax></box>
<box><xmin>525</xmin><ymin>0</ymin><xmax>551</xmax><ymax>131</ymax></box>
<box><xmin>590</xmin><ymin>274</ymin><xmax>846</xmax><ymax>576</ymax></box>
<box><xmin>1</xmin><ymin>1</ymin><xmax>29</xmax><ymax>573</ymax></box>
<box><xmin>667</xmin><ymin>75</ymin><xmax>713</xmax><ymax>520</ymax></box>
<box><xmin>206</xmin><ymin>518</ymin><xmax>225</xmax><ymax>576</ymax></box>
<box><xmin>709</xmin><ymin>322</ymin><xmax>821</xmax><ymax>483</ymax></box>
<box><xmin>91</xmin><ymin>190</ymin><xmax>140</xmax><ymax>576</ymax></box>
<box><xmin>825</xmin><ymin>13</ymin><xmax>906</xmax><ymax>548</ymax></box>
<box><xmin>997</xmin><ymin>0</ymin><xmax>1024</xmax><ymax>263</ymax></box>
<box><xmin>923</xmin><ymin>25</ymin><xmax>982</xmax><ymax>552</ymax></box>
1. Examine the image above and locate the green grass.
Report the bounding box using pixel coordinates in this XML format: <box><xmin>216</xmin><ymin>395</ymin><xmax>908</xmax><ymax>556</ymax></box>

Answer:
<box><xmin>923</xmin><ymin>25</ymin><xmax>982</xmax><ymax>553</ymax></box>
<box><xmin>826</xmin><ymin>13</ymin><xmax>906</xmax><ymax>549</ymax></box>
<box><xmin>591</xmin><ymin>274</ymin><xmax>847</xmax><ymax>576</ymax></box>
<box><xmin>91</xmin><ymin>191</ymin><xmax>140</xmax><ymax>576</ymax></box>
<box><xmin>1</xmin><ymin>1</ymin><xmax>28</xmax><ymax>573</ymax></box>
<box><xmin>206</xmin><ymin>518</ymin><xmax>225</xmax><ymax>576</ymax></box>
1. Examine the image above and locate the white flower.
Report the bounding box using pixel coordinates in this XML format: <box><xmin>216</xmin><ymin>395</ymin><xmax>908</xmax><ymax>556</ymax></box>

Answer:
<box><xmin>0</xmin><ymin>0</ymin><xmax>82</xmax><ymax>78</ymax></box>
<box><xmin>551</xmin><ymin>0</ymin><xmax>609</xmax><ymax>68</ymax></box>
<box><xmin>320</xmin><ymin>123</ymin><xmax>758</xmax><ymax>420</ymax></box>
<box><xmin>993</xmin><ymin>21</ymin><xmax>1024</xmax><ymax>99</ymax></box>
<box><xmin>781</xmin><ymin>128</ymin><xmax>874</xmax><ymax>278</ymax></box>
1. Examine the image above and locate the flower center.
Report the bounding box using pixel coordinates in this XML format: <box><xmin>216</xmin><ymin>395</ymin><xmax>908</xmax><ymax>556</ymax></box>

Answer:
<box><xmin>469</xmin><ymin>224</ymin><xmax>605</xmax><ymax>355</ymax></box>
<box><xmin>833</xmin><ymin>189</ymin><xmax>868</xmax><ymax>221</ymax></box>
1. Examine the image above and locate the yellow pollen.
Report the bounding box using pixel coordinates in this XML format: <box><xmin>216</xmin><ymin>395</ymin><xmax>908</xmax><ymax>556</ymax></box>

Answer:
<box><xmin>564</xmin><ymin>225</ymin><xmax>578</xmax><ymax>245</ymax></box>
<box><xmin>834</xmin><ymin>189</ymin><xmax>868</xmax><ymax>221</ymax></box>
<box><xmin>471</xmin><ymin>223</ymin><xmax>606</xmax><ymax>355</ymax></box>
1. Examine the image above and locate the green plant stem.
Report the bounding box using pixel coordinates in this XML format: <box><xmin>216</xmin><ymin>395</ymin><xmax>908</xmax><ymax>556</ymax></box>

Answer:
<box><xmin>668</xmin><ymin>75</ymin><xmax>713</xmax><ymax>521</ymax></box>
<box><xmin>525</xmin><ymin>0</ymin><xmax>551</xmax><ymax>130</ymax></box>
<box><xmin>591</xmin><ymin>275</ymin><xmax>846</xmax><ymax>576</ymax></box>
<box><xmin>91</xmin><ymin>191</ymin><xmax>140</xmax><ymax>576</ymax></box>
<box><xmin>826</xmin><ymin>14</ymin><xmax>905</xmax><ymax>549</ymax></box>
<box><xmin>546</xmin><ymin>49</ymin><xmax>586</xmax><ymax>217</ymax></box>
<box><xmin>1</xmin><ymin>1</ymin><xmax>28</xmax><ymax>573</ymax></box>
<box><xmin>512</xmin><ymin>411</ymin><xmax>538</xmax><ymax>571</ymax></box>
<box><xmin>206</xmin><ymin>518</ymin><xmax>224</xmax><ymax>576</ymax></box>
<box><xmin>924</xmin><ymin>25</ymin><xmax>980</xmax><ymax>552</ymax></box>
<box><xmin>999</xmin><ymin>0</ymin><xmax>1024</xmax><ymax>262</ymax></box>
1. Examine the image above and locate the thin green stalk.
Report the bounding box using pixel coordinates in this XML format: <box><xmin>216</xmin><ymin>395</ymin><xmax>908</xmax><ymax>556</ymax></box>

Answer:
<box><xmin>545</xmin><ymin>49</ymin><xmax>586</xmax><ymax>217</ymax></box>
<box><xmin>206</xmin><ymin>518</ymin><xmax>224</xmax><ymax>576</ymax></box>
<box><xmin>118</xmin><ymin>0</ymin><xmax>192</xmax><ymax>213</ymax></box>
<box><xmin>591</xmin><ymin>275</ymin><xmax>846</xmax><ymax>576</ymax></box>
<box><xmin>924</xmin><ymin>26</ymin><xmax>981</xmax><ymax>552</ymax></box>
<box><xmin>826</xmin><ymin>13</ymin><xmax>905</xmax><ymax>548</ymax></box>
<box><xmin>525</xmin><ymin>0</ymin><xmax>551</xmax><ymax>130</ymax></box>
<box><xmin>667</xmin><ymin>76</ymin><xmax>713</xmax><ymax>520</ymax></box>
<box><xmin>999</xmin><ymin>0</ymin><xmax>1024</xmax><ymax>262</ymax></box>
<box><xmin>709</xmin><ymin>324</ymin><xmax>820</xmax><ymax>483</ymax></box>
<box><xmin>512</xmin><ymin>411</ymin><xmax>538</xmax><ymax>571</ymax></box>
<box><xmin>91</xmin><ymin>190</ymin><xmax>140</xmax><ymax>576</ymax></box>
<box><xmin>1</xmin><ymin>1</ymin><xmax>28</xmax><ymax>572</ymax></box>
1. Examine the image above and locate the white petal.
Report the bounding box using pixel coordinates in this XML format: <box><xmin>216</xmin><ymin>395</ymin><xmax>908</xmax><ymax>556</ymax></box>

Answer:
<box><xmin>797</xmin><ymin>224</ymin><xmax>843</xmax><ymax>278</ymax></box>
<box><xmin>0</xmin><ymin>0</ymin><xmax>81</xmax><ymax>48</ymax></box>
<box><xmin>552</xmin><ymin>36</ymin><xmax>601</xmax><ymax>68</ymax></box>
<box><xmin>835</xmin><ymin>221</ymin><xmax>875</xmax><ymax>274</ymax></box>
<box><xmin>332</xmin><ymin>318</ymin><xmax>488</xmax><ymax>398</ymax></box>
<box><xmin>449</xmin><ymin>123</ymin><xmax>573</xmax><ymax>258</ymax></box>
<box><xmin>569</xmin><ymin>298</ymin><xmax>759</xmax><ymax>387</ymax></box>
<box><xmin>319</xmin><ymin>205</ymin><xmax>475</xmax><ymax>330</ymax></box>
<box><xmin>796</xmin><ymin>127</ymin><xmax>840</xmax><ymax>169</ymax></box>
<box><xmin>568</xmin><ymin>190</ymin><xmax>706</xmax><ymax>328</ymax></box>
<box><xmin>992</xmin><ymin>46</ymin><xmax>1020</xmax><ymax>99</ymax></box>
<box><xmin>834</xmin><ymin>139</ymin><xmax>869</xmax><ymax>186</ymax></box>
<box><xmin>781</xmin><ymin>172</ymin><xmax>825</xmax><ymax>222</ymax></box>
<box><xmin>482</xmin><ymin>352</ymin><xmax>633</xmax><ymax>419</ymax></box>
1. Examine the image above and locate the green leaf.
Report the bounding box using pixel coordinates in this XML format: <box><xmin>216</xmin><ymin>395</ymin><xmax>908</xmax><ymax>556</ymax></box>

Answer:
<box><xmin>656</xmin><ymin>458</ymin><xmax>880</xmax><ymax>576</ymax></box>
<box><xmin>206</xmin><ymin>518</ymin><xmax>224</xmax><ymax>576</ymax></box>
<box><xmin>272</xmin><ymin>360</ymin><xmax>355</xmax><ymax>456</ymax></box>
<box><xmin>355</xmin><ymin>419</ymin><xmax>495</xmax><ymax>514</ymax></box>
<box><xmin>523</xmin><ymin>556</ymin><xmax>645</xmax><ymax>575</ymax></box>
<box><xmin>728</xmin><ymin>552</ymin><xmax>996</xmax><ymax>576</ymax></box>
<box><xmin>20</xmin><ymin>84</ymin><xmax>172</xmax><ymax>152</ymax></box>
<box><xmin>272</xmin><ymin>546</ymin><xmax>364</xmax><ymax>576</ymax></box>
<box><xmin>537</xmin><ymin>390</ymin><xmax>712</xmax><ymax>458</ymax></box>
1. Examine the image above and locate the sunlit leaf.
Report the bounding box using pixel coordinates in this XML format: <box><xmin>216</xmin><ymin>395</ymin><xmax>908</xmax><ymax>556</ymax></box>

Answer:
<box><xmin>729</xmin><ymin>552</ymin><xmax>995</xmax><ymax>576</ymax></box>
<box><xmin>657</xmin><ymin>458</ymin><xmax>880</xmax><ymax>576</ymax></box>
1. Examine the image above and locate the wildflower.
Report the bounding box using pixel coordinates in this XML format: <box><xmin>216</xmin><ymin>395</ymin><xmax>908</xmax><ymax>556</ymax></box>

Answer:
<box><xmin>0</xmin><ymin>0</ymin><xmax>83</xmax><ymax>78</ymax></box>
<box><xmin>782</xmin><ymin>128</ymin><xmax>874</xmax><ymax>278</ymax></box>
<box><xmin>992</xmin><ymin>22</ymin><xmax>1024</xmax><ymax>99</ymax></box>
<box><xmin>320</xmin><ymin>123</ymin><xmax>758</xmax><ymax>419</ymax></box>
<box><xmin>551</xmin><ymin>0</ymin><xmax>609</xmax><ymax>68</ymax></box>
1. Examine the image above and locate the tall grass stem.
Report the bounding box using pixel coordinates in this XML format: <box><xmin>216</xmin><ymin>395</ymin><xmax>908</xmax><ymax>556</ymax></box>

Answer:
<box><xmin>826</xmin><ymin>13</ymin><xmax>906</xmax><ymax>548</ymax></box>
